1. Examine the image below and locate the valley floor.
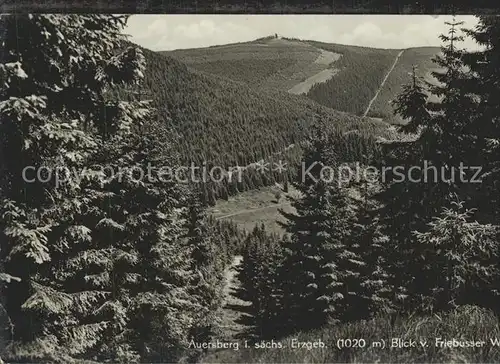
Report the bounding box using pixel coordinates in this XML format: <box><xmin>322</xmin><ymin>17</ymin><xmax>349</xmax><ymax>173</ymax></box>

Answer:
<box><xmin>209</xmin><ymin>185</ymin><xmax>299</xmax><ymax>235</ymax></box>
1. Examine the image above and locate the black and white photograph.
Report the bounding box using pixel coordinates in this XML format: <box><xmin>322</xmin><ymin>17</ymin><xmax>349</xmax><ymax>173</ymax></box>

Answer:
<box><xmin>1</xmin><ymin>11</ymin><xmax>500</xmax><ymax>363</ymax></box>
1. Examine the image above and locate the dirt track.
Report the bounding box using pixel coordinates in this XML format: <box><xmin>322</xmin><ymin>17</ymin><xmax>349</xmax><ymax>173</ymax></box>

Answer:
<box><xmin>217</xmin><ymin>255</ymin><xmax>252</xmax><ymax>340</ymax></box>
<box><xmin>363</xmin><ymin>50</ymin><xmax>405</xmax><ymax>117</ymax></box>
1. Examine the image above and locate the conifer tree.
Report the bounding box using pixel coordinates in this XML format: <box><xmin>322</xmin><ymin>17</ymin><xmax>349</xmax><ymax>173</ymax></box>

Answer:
<box><xmin>426</xmin><ymin>18</ymin><xmax>478</xmax><ymax>170</ymax></box>
<box><xmin>379</xmin><ymin>17</ymin><xmax>478</xmax><ymax>313</ymax></box>
<box><xmin>413</xmin><ymin>198</ymin><xmax>498</xmax><ymax>311</ymax></box>
<box><xmin>278</xmin><ymin>123</ymin><xmax>359</xmax><ymax>331</ymax></box>
<box><xmin>82</xmin><ymin>122</ymin><xmax>200</xmax><ymax>363</ymax></box>
<box><xmin>348</xmin><ymin>168</ymin><xmax>392</xmax><ymax>320</ymax></box>
<box><xmin>460</xmin><ymin>15</ymin><xmax>500</xmax><ymax>310</ymax></box>
<box><xmin>461</xmin><ymin>16</ymin><xmax>500</xmax><ymax>224</ymax></box>
<box><xmin>237</xmin><ymin>224</ymin><xmax>285</xmax><ymax>338</ymax></box>
<box><xmin>183</xmin><ymin>187</ymin><xmax>229</xmax><ymax>353</ymax></box>
<box><xmin>0</xmin><ymin>14</ymin><xmax>152</xmax><ymax>362</ymax></box>
<box><xmin>391</xmin><ymin>65</ymin><xmax>430</xmax><ymax>134</ymax></box>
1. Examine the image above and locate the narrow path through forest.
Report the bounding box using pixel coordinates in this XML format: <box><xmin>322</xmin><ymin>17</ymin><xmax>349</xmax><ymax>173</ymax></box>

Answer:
<box><xmin>363</xmin><ymin>49</ymin><xmax>405</xmax><ymax>117</ymax></box>
<box><xmin>199</xmin><ymin>256</ymin><xmax>251</xmax><ymax>363</ymax></box>
<box><xmin>217</xmin><ymin>255</ymin><xmax>252</xmax><ymax>340</ymax></box>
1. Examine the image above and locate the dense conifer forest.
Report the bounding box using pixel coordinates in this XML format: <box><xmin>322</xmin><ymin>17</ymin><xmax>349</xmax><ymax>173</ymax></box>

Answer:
<box><xmin>1</xmin><ymin>13</ymin><xmax>499</xmax><ymax>364</ymax></box>
<box><xmin>165</xmin><ymin>37</ymin><xmax>441</xmax><ymax>120</ymax></box>
<box><xmin>304</xmin><ymin>41</ymin><xmax>401</xmax><ymax>115</ymax></box>
<box><xmin>115</xmin><ymin>45</ymin><xmax>393</xmax><ymax>203</ymax></box>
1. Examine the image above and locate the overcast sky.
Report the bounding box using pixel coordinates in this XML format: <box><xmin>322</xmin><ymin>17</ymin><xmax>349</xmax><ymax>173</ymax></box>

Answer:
<box><xmin>125</xmin><ymin>15</ymin><xmax>480</xmax><ymax>51</ymax></box>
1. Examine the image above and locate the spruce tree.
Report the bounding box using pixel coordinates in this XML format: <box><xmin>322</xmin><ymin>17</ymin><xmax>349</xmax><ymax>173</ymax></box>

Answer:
<box><xmin>0</xmin><ymin>14</ymin><xmax>151</xmax><ymax>362</ymax></box>
<box><xmin>426</xmin><ymin>18</ymin><xmax>478</xmax><ymax>171</ymax></box>
<box><xmin>183</xmin><ymin>186</ymin><xmax>228</xmax><ymax>355</ymax></box>
<box><xmin>391</xmin><ymin>65</ymin><xmax>430</xmax><ymax>134</ymax></box>
<box><xmin>413</xmin><ymin>198</ymin><xmax>498</xmax><ymax>311</ymax></box>
<box><xmin>278</xmin><ymin>123</ymin><xmax>358</xmax><ymax>331</ymax></box>
<box><xmin>379</xmin><ymin>17</ymin><xmax>479</xmax><ymax>313</ymax></box>
<box><xmin>82</xmin><ymin>122</ymin><xmax>198</xmax><ymax>363</ymax></box>
<box><xmin>461</xmin><ymin>16</ymin><xmax>500</xmax><ymax>224</ymax></box>
<box><xmin>237</xmin><ymin>224</ymin><xmax>285</xmax><ymax>338</ymax></box>
<box><xmin>460</xmin><ymin>15</ymin><xmax>500</xmax><ymax>310</ymax></box>
<box><xmin>348</xmin><ymin>167</ymin><xmax>392</xmax><ymax>319</ymax></box>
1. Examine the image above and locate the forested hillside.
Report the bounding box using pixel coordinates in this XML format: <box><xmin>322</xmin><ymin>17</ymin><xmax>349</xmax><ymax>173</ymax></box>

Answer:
<box><xmin>115</xmin><ymin>46</ymin><xmax>393</xmax><ymax>202</ymax></box>
<box><xmin>165</xmin><ymin>37</ymin><xmax>439</xmax><ymax>121</ymax></box>
<box><xmin>304</xmin><ymin>41</ymin><xmax>400</xmax><ymax>114</ymax></box>
<box><xmin>165</xmin><ymin>38</ymin><xmax>319</xmax><ymax>89</ymax></box>
<box><xmin>367</xmin><ymin>46</ymin><xmax>442</xmax><ymax>122</ymax></box>
<box><xmin>147</xmin><ymin>45</ymin><xmax>393</xmax><ymax>164</ymax></box>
